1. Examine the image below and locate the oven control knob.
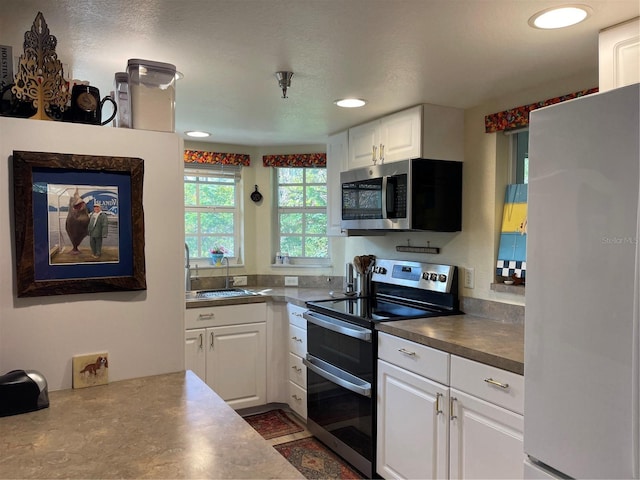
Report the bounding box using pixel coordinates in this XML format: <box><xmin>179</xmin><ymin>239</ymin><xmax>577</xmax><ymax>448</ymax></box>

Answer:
<box><xmin>438</xmin><ymin>274</ymin><xmax>447</xmax><ymax>282</ymax></box>
<box><xmin>374</xmin><ymin>266</ymin><xmax>387</xmax><ymax>274</ymax></box>
<box><xmin>429</xmin><ymin>273</ymin><xmax>437</xmax><ymax>281</ymax></box>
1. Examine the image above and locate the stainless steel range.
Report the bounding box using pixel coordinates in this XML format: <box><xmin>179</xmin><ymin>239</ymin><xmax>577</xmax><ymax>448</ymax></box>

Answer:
<box><xmin>303</xmin><ymin>258</ymin><xmax>461</xmax><ymax>478</ymax></box>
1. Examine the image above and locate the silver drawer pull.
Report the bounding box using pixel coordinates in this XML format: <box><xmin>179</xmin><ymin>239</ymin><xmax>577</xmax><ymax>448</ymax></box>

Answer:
<box><xmin>291</xmin><ymin>366</ymin><xmax>302</xmax><ymax>373</ymax></box>
<box><xmin>291</xmin><ymin>336</ymin><xmax>303</xmax><ymax>342</ymax></box>
<box><xmin>198</xmin><ymin>313</ymin><xmax>214</xmax><ymax>320</ymax></box>
<box><xmin>484</xmin><ymin>377</ymin><xmax>509</xmax><ymax>389</ymax></box>
<box><xmin>398</xmin><ymin>348</ymin><xmax>416</xmax><ymax>357</ymax></box>
<box><xmin>291</xmin><ymin>394</ymin><xmax>302</xmax><ymax>401</ymax></box>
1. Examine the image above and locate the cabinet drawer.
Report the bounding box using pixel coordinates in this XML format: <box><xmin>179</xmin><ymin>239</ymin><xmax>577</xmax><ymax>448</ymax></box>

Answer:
<box><xmin>288</xmin><ymin>381</ymin><xmax>307</xmax><ymax>420</ymax></box>
<box><xmin>289</xmin><ymin>323</ymin><xmax>307</xmax><ymax>357</ymax></box>
<box><xmin>450</xmin><ymin>355</ymin><xmax>524</xmax><ymax>415</ymax></box>
<box><xmin>185</xmin><ymin>303</ymin><xmax>266</xmax><ymax>329</ymax></box>
<box><xmin>288</xmin><ymin>352</ymin><xmax>307</xmax><ymax>387</ymax></box>
<box><xmin>378</xmin><ymin>332</ymin><xmax>449</xmax><ymax>385</ymax></box>
<box><xmin>287</xmin><ymin>303</ymin><xmax>307</xmax><ymax>329</ymax></box>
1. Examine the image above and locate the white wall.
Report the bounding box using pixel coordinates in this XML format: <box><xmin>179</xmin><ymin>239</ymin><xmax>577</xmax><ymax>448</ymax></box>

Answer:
<box><xmin>0</xmin><ymin>118</ymin><xmax>185</xmax><ymax>391</ymax></box>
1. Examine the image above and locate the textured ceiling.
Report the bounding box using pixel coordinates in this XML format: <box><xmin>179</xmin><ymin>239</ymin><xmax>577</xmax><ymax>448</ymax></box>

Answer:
<box><xmin>1</xmin><ymin>0</ymin><xmax>638</xmax><ymax>145</ymax></box>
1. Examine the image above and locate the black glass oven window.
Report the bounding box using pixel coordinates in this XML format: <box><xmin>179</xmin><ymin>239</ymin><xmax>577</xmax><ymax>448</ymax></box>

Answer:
<box><xmin>307</xmin><ymin>322</ymin><xmax>373</xmax><ymax>378</ymax></box>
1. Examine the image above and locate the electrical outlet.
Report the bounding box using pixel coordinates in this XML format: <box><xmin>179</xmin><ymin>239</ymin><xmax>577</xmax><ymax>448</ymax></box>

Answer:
<box><xmin>284</xmin><ymin>276</ymin><xmax>299</xmax><ymax>286</ymax></box>
<box><xmin>233</xmin><ymin>275</ymin><xmax>247</xmax><ymax>286</ymax></box>
<box><xmin>464</xmin><ymin>267</ymin><xmax>475</xmax><ymax>289</ymax></box>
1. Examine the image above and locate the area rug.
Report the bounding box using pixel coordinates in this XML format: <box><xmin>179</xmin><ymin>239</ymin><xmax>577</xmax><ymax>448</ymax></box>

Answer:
<box><xmin>274</xmin><ymin>437</ymin><xmax>364</xmax><ymax>479</ymax></box>
<box><xmin>244</xmin><ymin>409</ymin><xmax>304</xmax><ymax>440</ymax></box>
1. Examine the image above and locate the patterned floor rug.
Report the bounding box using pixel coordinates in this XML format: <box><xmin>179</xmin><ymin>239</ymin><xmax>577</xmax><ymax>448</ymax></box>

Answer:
<box><xmin>274</xmin><ymin>437</ymin><xmax>364</xmax><ymax>480</ymax></box>
<box><xmin>243</xmin><ymin>409</ymin><xmax>304</xmax><ymax>440</ymax></box>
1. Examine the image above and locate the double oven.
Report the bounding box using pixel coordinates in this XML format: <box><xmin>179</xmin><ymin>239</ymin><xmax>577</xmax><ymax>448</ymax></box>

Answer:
<box><xmin>303</xmin><ymin>259</ymin><xmax>460</xmax><ymax>478</ymax></box>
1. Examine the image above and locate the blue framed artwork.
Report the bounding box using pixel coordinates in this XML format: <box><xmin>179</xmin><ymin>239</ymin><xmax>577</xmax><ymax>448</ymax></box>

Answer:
<box><xmin>12</xmin><ymin>150</ymin><xmax>146</xmax><ymax>297</ymax></box>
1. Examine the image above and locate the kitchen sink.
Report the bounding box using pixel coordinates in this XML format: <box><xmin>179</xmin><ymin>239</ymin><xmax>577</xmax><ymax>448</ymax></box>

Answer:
<box><xmin>185</xmin><ymin>288</ymin><xmax>260</xmax><ymax>300</ymax></box>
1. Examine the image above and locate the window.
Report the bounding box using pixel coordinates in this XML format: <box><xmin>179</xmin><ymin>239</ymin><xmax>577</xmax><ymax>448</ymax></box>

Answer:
<box><xmin>276</xmin><ymin>167</ymin><xmax>328</xmax><ymax>259</ymax></box>
<box><xmin>513</xmin><ymin>130</ymin><xmax>529</xmax><ymax>184</ymax></box>
<box><xmin>184</xmin><ymin>167</ymin><xmax>241</xmax><ymax>260</ymax></box>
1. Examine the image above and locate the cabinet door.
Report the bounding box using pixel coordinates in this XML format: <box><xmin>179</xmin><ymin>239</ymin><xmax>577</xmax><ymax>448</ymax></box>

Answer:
<box><xmin>206</xmin><ymin>322</ymin><xmax>267</xmax><ymax>410</ymax></box>
<box><xmin>377</xmin><ymin>359</ymin><xmax>449</xmax><ymax>480</ymax></box>
<box><xmin>327</xmin><ymin>131</ymin><xmax>348</xmax><ymax>236</ymax></box>
<box><xmin>449</xmin><ymin>389</ymin><xmax>524</xmax><ymax>480</ymax></box>
<box><xmin>348</xmin><ymin>119</ymin><xmax>380</xmax><ymax>169</ymax></box>
<box><xmin>380</xmin><ymin>106</ymin><xmax>422</xmax><ymax>163</ymax></box>
<box><xmin>184</xmin><ymin>328</ymin><xmax>206</xmax><ymax>381</ymax></box>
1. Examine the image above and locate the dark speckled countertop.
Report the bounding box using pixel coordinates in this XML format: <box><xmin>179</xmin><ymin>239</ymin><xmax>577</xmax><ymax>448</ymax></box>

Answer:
<box><xmin>377</xmin><ymin>315</ymin><xmax>524</xmax><ymax>375</ymax></box>
<box><xmin>186</xmin><ymin>287</ymin><xmax>524</xmax><ymax>375</ymax></box>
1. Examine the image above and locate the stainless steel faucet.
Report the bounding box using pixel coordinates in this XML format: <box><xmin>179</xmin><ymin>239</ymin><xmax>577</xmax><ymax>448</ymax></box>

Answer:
<box><xmin>221</xmin><ymin>256</ymin><xmax>233</xmax><ymax>289</ymax></box>
<box><xmin>184</xmin><ymin>243</ymin><xmax>191</xmax><ymax>292</ymax></box>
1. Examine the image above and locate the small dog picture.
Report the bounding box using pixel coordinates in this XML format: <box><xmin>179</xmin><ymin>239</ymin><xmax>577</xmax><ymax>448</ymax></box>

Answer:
<box><xmin>72</xmin><ymin>352</ymin><xmax>109</xmax><ymax>388</ymax></box>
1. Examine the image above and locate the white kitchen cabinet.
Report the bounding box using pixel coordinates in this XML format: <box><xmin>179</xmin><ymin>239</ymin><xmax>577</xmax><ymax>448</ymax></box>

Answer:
<box><xmin>376</xmin><ymin>332</ymin><xmax>524</xmax><ymax>480</ymax></box>
<box><xmin>326</xmin><ymin>130</ymin><xmax>348</xmax><ymax>236</ymax></box>
<box><xmin>377</xmin><ymin>359</ymin><xmax>449</xmax><ymax>480</ymax></box>
<box><xmin>287</xmin><ymin>303</ymin><xmax>308</xmax><ymax>419</ymax></box>
<box><xmin>184</xmin><ymin>303</ymin><xmax>267</xmax><ymax>410</ymax></box>
<box><xmin>449</xmin><ymin>355</ymin><xmax>524</xmax><ymax>480</ymax></box>
<box><xmin>347</xmin><ymin>104</ymin><xmax>463</xmax><ymax>169</ymax></box>
<box><xmin>599</xmin><ymin>17</ymin><xmax>640</xmax><ymax>92</ymax></box>
<box><xmin>377</xmin><ymin>332</ymin><xmax>450</xmax><ymax>480</ymax></box>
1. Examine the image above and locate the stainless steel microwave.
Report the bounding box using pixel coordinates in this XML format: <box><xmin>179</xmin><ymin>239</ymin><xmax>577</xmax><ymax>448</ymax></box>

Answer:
<box><xmin>340</xmin><ymin>158</ymin><xmax>462</xmax><ymax>231</ymax></box>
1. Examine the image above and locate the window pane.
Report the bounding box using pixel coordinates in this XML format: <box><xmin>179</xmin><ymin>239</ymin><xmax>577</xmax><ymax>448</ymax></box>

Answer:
<box><xmin>306</xmin><ymin>212</ymin><xmax>327</xmax><ymax>234</ymax></box>
<box><xmin>185</xmin><ymin>212</ymin><xmax>198</xmax><ymax>234</ymax></box>
<box><xmin>306</xmin><ymin>168</ymin><xmax>327</xmax><ymax>183</ymax></box>
<box><xmin>201</xmin><ymin>212</ymin><xmax>234</xmax><ymax>234</ymax></box>
<box><xmin>278</xmin><ymin>168</ymin><xmax>304</xmax><ymax>184</ymax></box>
<box><xmin>200</xmin><ymin>183</ymin><xmax>235</xmax><ymax>207</ymax></box>
<box><xmin>306</xmin><ymin>185</ymin><xmax>327</xmax><ymax>207</ymax></box>
<box><xmin>184</xmin><ymin>183</ymin><xmax>197</xmax><ymax>206</ymax></box>
<box><xmin>306</xmin><ymin>236</ymin><xmax>328</xmax><ymax>257</ymax></box>
<box><xmin>280</xmin><ymin>236</ymin><xmax>302</xmax><ymax>256</ymax></box>
<box><xmin>280</xmin><ymin>213</ymin><xmax>303</xmax><ymax>234</ymax></box>
<box><xmin>202</xmin><ymin>237</ymin><xmax>234</xmax><ymax>257</ymax></box>
<box><xmin>279</xmin><ymin>185</ymin><xmax>304</xmax><ymax>207</ymax></box>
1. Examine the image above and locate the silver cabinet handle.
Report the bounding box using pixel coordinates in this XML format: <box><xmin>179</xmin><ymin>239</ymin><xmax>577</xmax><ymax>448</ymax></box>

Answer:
<box><xmin>291</xmin><ymin>336</ymin><xmax>303</xmax><ymax>342</ymax></box>
<box><xmin>372</xmin><ymin>144</ymin><xmax>378</xmax><ymax>164</ymax></box>
<box><xmin>292</xmin><ymin>311</ymin><xmax>304</xmax><ymax>317</ymax></box>
<box><xmin>291</xmin><ymin>365</ymin><xmax>302</xmax><ymax>373</ymax></box>
<box><xmin>198</xmin><ymin>313</ymin><xmax>214</xmax><ymax>320</ymax></box>
<box><xmin>484</xmin><ymin>377</ymin><xmax>509</xmax><ymax>389</ymax></box>
<box><xmin>198</xmin><ymin>333</ymin><xmax>203</xmax><ymax>349</ymax></box>
<box><xmin>398</xmin><ymin>348</ymin><xmax>416</xmax><ymax>357</ymax></box>
<box><xmin>291</xmin><ymin>394</ymin><xmax>302</xmax><ymax>402</ymax></box>
<box><xmin>435</xmin><ymin>392</ymin><xmax>443</xmax><ymax>415</ymax></box>
<box><xmin>379</xmin><ymin>143</ymin><xmax>384</xmax><ymax>163</ymax></box>
<box><xmin>210</xmin><ymin>332</ymin><xmax>214</xmax><ymax>348</ymax></box>
<box><xmin>450</xmin><ymin>396</ymin><xmax>457</xmax><ymax>420</ymax></box>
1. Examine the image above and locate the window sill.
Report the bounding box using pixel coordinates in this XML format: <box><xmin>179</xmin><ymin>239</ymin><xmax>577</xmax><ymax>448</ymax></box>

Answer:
<box><xmin>490</xmin><ymin>282</ymin><xmax>525</xmax><ymax>295</ymax></box>
<box><xmin>271</xmin><ymin>263</ymin><xmax>332</xmax><ymax>268</ymax></box>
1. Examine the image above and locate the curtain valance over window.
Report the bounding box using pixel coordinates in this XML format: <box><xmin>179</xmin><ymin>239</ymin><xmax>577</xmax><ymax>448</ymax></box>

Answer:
<box><xmin>484</xmin><ymin>87</ymin><xmax>598</xmax><ymax>133</ymax></box>
<box><xmin>184</xmin><ymin>149</ymin><xmax>251</xmax><ymax>166</ymax></box>
<box><xmin>262</xmin><ymin>153</ymin><xmax>326</xmax><ymax>167</ymax></box>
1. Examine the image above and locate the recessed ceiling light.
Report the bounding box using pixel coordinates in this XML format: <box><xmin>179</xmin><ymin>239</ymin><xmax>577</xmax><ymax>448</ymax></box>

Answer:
<box><xmin>528</xmin><ymin>4</ymin><xmax>592</xmax><ymax>29</ymax></box>
<box><xmin>334</xmin><ymin>98</ymin><xmax>367</xmax><ymax>108</ymax></box>
<box><xmin>185</xmin><ymin>130</ymin><xmax>211</xmax><ymax>138</ymax></box>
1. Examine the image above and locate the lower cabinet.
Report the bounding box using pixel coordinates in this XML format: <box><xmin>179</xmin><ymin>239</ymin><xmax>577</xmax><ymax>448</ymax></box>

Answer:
<box><xmin>185</xmin><ymin>303</ymin><xmax>267</xmax><ymax>410</ymax></box>
<box><xmin>377</xmin><ymin>332</ymin><xmax>524</xmax><ymax>480</ymax></box>
<box><xmin>287</xmin><ymin>303</ymin><xmax>308</xmax><ymax>419</ymax></box>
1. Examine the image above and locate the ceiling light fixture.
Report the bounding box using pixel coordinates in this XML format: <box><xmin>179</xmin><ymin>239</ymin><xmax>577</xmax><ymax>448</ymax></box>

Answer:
<box><xmin>185</xmin><ymin>130</ymin><xmax>211</xmax><ymax>138</ymax></box>
<box><xmin>334</xmin><ymin>98</ymin><xmax>367</xmax><ymax>108</ymax></box>
<box><xmin>528</xmin><ymin>4</ymin><xmax>592</xmax><ymax>29</ymax></box>
<box><xmin>275</xmin><ymin>71</ymin><xmax>294</xmax><ymax>99</ymax></box>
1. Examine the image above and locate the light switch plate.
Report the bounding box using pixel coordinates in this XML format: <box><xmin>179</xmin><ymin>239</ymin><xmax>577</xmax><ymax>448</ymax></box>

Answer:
<box><xmin>233</xmin><ymin>275</ymin><xmax>247</xmax><ymax>286</ymax></box>
<box><xmin>284</xmin><ymin>276</ymin><xmax>298</xmax><ymax>286</ymax></box>
<box><xmin>464</xmin><ymin>267</ymin><xmax>475</xmax><ymax>289</ymax></box>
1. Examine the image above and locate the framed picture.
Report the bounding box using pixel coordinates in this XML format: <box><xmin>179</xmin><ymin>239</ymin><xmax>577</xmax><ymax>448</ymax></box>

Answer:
<box><xmin>12</xmin><ymin>150</ymin><xmax>146</xmax><ymax>297</ymax></box>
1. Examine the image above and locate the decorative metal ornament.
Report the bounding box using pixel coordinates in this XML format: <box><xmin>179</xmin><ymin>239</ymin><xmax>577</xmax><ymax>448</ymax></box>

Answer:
<box><xmin>12</xmin><ymin>12</ymin><xmax>70</xmax><ymax>120</ymax></box>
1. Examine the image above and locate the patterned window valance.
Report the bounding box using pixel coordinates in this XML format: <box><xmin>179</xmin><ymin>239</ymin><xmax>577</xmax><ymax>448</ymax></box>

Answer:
<box><xmin>184</xmin><ymin>149</ymin><xmax>251</xmax><ymax>166</ymax></box>
<box><xmin>262</xmin><ymin>153</ymin><xmax>326</xmax><ymax>167</ymax></box>
<box><xmin>485</xmin><ymin>87</ymin><xmax>599</xmax><ymax>133</ymax></box>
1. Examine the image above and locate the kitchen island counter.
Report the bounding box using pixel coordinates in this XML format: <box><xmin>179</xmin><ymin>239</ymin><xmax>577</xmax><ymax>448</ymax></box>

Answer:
<box><xmin>377</xmin><ymin>315</ymin><xmax>524</xmax><ymax>375</ymax></box>
<box><xmin>0</xmin><ymin>371</ymin><xmax>303</xmax><ymax>479</ymax></box>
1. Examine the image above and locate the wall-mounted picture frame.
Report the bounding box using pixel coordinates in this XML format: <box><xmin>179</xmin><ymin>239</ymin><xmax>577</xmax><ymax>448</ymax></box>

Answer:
<box><xmin>12</xmin><ymin>150</ymin><xmax>146</xmax><ymax>297</ymax></box>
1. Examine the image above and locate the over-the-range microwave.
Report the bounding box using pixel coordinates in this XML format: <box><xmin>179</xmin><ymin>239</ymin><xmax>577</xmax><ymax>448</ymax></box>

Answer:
<box><xmin>340</xmin><ymin>158</ymin><xmax>462</xmax><ymax>231</ymax></box>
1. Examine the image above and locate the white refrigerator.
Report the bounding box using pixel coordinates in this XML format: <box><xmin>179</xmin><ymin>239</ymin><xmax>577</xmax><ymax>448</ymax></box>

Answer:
<box><xmin>524</xmin><ymin>83</ymin><xmax>640</xmax><ymax>479</ymax></box>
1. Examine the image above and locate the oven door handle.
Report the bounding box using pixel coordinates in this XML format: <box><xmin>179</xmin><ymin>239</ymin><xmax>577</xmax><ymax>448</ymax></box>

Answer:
<box><xmin>304</xmin><ymin>354</ymin><xmax>372</xmax><ymax>398</ymax></box>
<box><xmin>303</xmin><ymin>311</ymin><xmax>372</xmax><ymax>342</ymax></box>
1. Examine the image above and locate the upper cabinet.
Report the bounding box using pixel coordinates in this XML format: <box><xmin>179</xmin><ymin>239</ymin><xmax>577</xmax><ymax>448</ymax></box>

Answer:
<box><xmin>347</xmin><ymin>104</ymin><xmax>464</xmax><ymax>170</ymax></box>
<box><xmin>326</xmin><ymin>130</ymin><xmax>348</xmax><ymax>236</ymax></box>
<box><xmin>599</xmin><ymin>17</ymin><xmax>640</xmax><ymax>92</ymax></box>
